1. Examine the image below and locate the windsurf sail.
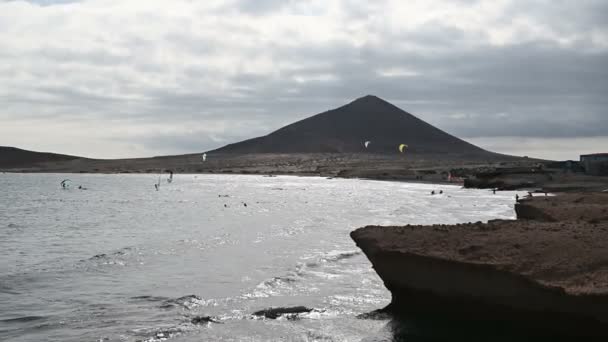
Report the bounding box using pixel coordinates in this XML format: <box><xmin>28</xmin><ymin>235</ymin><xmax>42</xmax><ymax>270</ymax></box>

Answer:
<box><xmin>398</xmin><ymin>144</ymin><xmax>408</xmax><ymax>153</ymax></box>
<box><xmin>155</xmin><ymin>172</ymin><xmax>161</xmax><ymax>190</ymax></box>
<box><xmin>202</xmin><ymin>153</ymin><xmax>207</xmax><ymax>162</ymax></box>
<box><xmin>60</xmin><ymin>179</ymin><xmax>71</xmax><ymax>189</ymax></box>
<box><xmin>364</xmin><ymin>141</ymin><xmax>371</xmax><ymax>148</ymax></box>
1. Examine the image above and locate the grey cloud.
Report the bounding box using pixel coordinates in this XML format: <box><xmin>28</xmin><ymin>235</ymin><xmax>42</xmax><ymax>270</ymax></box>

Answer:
<box><xmin>120</xmin><ymin>131</ymin><xmax>230</xmax><ymax>155</ymax></box>
<box><xmin>4</xmin><ymin>36</ymin><xmax>607</xmax><ymax>139</ymax></box>
<box><xmin>1</xmin><ymin>0</ymin><xmax>607</xmax><ymax>157</ymax></box>
<box><xmin>502</xmin><ymin>0</ymin><xmax>608</xmax><ymax>33</ymax></box>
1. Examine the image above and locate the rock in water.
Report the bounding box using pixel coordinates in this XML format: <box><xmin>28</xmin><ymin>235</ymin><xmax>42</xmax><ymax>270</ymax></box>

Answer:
<box><xmin>252</xmin><ymin>306</ymin><xmax>313</xmax><ymax>319</ymax></box>
<box><xmin>190</xmin><ymin>316</ymin><xmax>220</xmax><ymax>324</ymax></box>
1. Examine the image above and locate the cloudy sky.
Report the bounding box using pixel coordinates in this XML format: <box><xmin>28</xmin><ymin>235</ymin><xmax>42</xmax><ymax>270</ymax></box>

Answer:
<box><xmin>1</xmin><ymin>0</ymin><xmax>606</xmax><ymax>160</ymax></box>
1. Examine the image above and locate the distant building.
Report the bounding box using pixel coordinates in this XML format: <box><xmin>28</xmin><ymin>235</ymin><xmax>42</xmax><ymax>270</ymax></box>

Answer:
<box><xmin>580</xmin><ymin>153</ymin><xmax>608</xmax><ymax>176</ymax></box>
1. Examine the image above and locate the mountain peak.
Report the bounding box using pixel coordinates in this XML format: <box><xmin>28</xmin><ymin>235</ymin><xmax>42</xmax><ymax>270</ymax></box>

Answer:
<box><xmin>355</xmin><ymin>94</ymin><xmax>381</xmax><ymax>100</ymax></box>
<box><xmin>350</xmin><ymin>94</ymin><xmax>387</xmax><ymax>105</ymax></box>
<box><xmin>212</xmin><ymin>96</ymin><xmax>491</xmax><ymax>155</ymax></box>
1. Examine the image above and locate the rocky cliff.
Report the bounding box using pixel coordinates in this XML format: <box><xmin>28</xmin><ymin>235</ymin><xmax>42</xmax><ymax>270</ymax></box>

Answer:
<box><xmin>351</xmin><ymin>193</ymin><xmax>608</xmax><ymax>337</ymax></box>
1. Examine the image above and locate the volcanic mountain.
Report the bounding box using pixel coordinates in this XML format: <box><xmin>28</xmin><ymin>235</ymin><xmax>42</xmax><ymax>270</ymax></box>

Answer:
<box><xmin>213</xmin><ymin>95</ymin><xmax>490</xmax><ymax>156</ymax></box>
<box><xmin>0</xmin><ymin>146</ymin><xmax>80</xmax><ymax>168</ymax></box>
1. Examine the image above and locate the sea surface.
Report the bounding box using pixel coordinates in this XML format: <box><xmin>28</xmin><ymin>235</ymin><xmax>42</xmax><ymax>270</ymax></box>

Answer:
<box><xmin>0</xmin><ymin>174</ymin><xmax>522</xmax><ymax>342</ymax></box>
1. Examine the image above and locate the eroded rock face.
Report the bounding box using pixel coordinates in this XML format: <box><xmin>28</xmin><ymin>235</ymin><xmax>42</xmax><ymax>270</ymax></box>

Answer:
<box><xmin>351</xmin><ymin>219</ymin><xmax>608</xmax><ymax>336</ymax></box>
<box><xmin>515</xmin><ymin>201</ymin><xmax>557</xmax><ymax>221</ymax></box>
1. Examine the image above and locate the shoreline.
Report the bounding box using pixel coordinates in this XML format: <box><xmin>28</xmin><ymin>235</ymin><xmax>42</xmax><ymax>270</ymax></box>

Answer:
<box><xmin>2</xmin><ymin>170</ymin><xmax>463</xmax><ymax>183</ymax></box>
<box><xmin>3</xmin><ymin>152</ymin><xmax>606</xmax><ymax>192</ymax></box>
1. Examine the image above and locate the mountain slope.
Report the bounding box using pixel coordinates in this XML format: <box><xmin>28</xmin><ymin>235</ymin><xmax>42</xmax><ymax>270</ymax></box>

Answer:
<box><xmin>0</xmin><ymin>146</ymin><xmax>80</xmax><ymax>168</ymax></box>
<box><xmin>212</xmin><ymin>95</ymin><xmax>490</xmax><ymax>155</ymax></box>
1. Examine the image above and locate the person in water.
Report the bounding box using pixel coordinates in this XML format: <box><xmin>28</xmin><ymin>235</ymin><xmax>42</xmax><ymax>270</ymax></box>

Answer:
<box><xmin>439</xmin><ymin>190</ymin><xmax>443</xmax><ymax>194</ymax></box>
<box><xmin>431</xmin><ymin>190</ymin><xmax>435</xmax><ymax>195</ymax></box>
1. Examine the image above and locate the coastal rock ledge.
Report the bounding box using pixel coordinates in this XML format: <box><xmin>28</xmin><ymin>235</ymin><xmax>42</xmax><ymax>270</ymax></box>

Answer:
<box><xmin>351</xmin><ymin>218</ymin><xmax>608</xmax><ymax>336</ymax></box>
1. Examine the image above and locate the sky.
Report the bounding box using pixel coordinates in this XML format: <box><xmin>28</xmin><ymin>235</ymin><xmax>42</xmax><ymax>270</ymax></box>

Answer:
<box><xmin>1</xmin><ymin>0</ymin><xmax>607</xmax><ymax>160</ymax></box>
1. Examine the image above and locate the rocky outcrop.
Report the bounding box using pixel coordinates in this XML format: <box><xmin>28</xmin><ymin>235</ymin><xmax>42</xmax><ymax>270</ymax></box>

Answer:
<box><xmin>516</xmin><ymin>193</ymin><xmax>608</xmax><ymax>223</ymax></box>
<box><xmin>514</xmin><ymin>201</ymin><xmax>557</xmax><ymax>221</ymax></box>
<box><xmin>351</xmin><ymin>217</ymin><xmax>608</xmax><ymax>337</ymax></box>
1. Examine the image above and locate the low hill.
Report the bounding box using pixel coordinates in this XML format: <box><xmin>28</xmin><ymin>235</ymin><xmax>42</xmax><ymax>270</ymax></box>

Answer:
<box><xmin>212</xmin><ymin>95</ymin><xmax>492</xmax><ymax>156</ymax></box>
<box><xmin>0</xmin><ymin>146</ymin><xmax>80</xmax><ymax>168</ymax></box>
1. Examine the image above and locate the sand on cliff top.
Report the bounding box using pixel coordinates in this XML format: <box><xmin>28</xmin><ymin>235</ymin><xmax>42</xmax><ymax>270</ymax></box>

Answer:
<box><xmin>352</xmin><ymin>219</ymin><xmax>608</xmax><ymax>296</ymax></box>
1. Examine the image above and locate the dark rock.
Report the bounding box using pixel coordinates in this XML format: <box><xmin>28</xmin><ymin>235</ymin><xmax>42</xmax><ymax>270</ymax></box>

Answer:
<box><xmin>252</xmin><ymin>306</ymin><xmax>313</xmax><ymax>319</ymax></box>
<box><xmin>515</xmin><ymin>202</ymin><xmax>557</xmax><ymax>221</ymax></box>
<box><xmin>161</xmin><ymin>295</ymin><xmax>201</xmax><ymax>309</ymax></box>
<box><xmin>190</xmin><ymin>316</ymin><xmax>221</xmax><ymax>324</ymax></box>
<box><xmin>356</xmin><ymin>308</ymin><xmax>393</xmax><ymax>320</ymax></box>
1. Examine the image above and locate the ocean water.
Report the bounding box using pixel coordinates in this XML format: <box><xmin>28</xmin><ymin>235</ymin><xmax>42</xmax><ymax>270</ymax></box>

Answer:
<box><xmin>0</xmin><ymin>174</ymin><xmax>521</xmax><ymax>342</ymax></box>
